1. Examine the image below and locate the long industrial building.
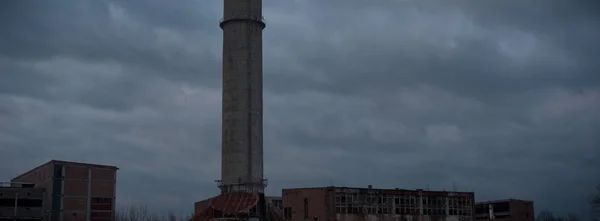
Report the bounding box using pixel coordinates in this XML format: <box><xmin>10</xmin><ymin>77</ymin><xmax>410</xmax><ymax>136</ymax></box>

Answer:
<box><xmin>0</xmin><ymin>182</ymin><xmax>45</xmax><ymax>221</ymax></box>
<box><xmin>11</xmin><ymin>160</ymin><xmax>118</xmax><ymax>221</ymax></box>
<box><xmin>475</xmin><ymin>199</ymin><xmax>534</xmax><ymax>221</ymax></box>
<box><xmin>282</xmin><ymin>186</ymin><xmax>475</xmax><ymax>221</ymax></box>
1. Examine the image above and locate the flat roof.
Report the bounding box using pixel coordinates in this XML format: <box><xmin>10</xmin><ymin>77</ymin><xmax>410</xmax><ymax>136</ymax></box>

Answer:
<box><xmin>476</xmin><ymin>199</ymin><xmax>533</xmax><ymax>204</ymax></box>
<box><xmin>283</xmin><ymin>186</ymin><xmax>474</xmax><ymax>194</ymax></box>
<box><xmin>12</xmin><ymin>160</ymin><xmax>119</xmax><ymax>181</ymax></box>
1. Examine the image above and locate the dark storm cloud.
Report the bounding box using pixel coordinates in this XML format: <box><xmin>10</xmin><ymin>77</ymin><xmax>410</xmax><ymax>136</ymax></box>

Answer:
<box><xmin>1</xmin><ymin>0</ymin><xmax>599</xmax><ymax>218</ymax></box>
<box><xmin>263</xmin><ymin>0</ymin><xmax>600</xmax><ymax>100</ymax></box>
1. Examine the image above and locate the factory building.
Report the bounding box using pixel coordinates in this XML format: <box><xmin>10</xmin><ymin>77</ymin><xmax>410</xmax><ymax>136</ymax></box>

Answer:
<box><xmin>475</xmin><ymin>199</ymin><xmax>534</xmax><ymax>221</ymax></box>
<box><xmin>268</xmin><ymin>196</ymin><xmax>283</xmax><ymax>209</ymax></box>
<box><xmin>0</xmin><ymin>182</ymin><xmax>45</xmax><ymax>220</ymax></box>
<box><xmin>282</xmin><ymin>186</ymin><xmax>475</xmax><ymax>221</ymax></box>
<box><xmin>11</xmin><ymin>160</ymin><xmax>118</xmax><ymax>221</ymax></box>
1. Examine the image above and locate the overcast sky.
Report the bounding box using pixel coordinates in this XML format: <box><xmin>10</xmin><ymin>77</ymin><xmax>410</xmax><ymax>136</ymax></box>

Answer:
<box><xmin>1</xmin><ymin>0</ymin><xmax>599</xmax><ymax>218</ymax></box>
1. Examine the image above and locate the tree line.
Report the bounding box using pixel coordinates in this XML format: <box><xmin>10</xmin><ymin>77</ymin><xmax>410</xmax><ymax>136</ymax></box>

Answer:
<box><xmin>536</xmin><ymin>185</ymin><xmax>600</xmax><ymax>221</ymax></box>
<box><xmin>115</xmin><ymin>205</ymin><xmax>193</xmax><ymax>221</ymax></box>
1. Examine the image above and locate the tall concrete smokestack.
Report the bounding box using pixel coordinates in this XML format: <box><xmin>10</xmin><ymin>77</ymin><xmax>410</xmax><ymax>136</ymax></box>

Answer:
<box><xmin>189</xmin><ymin>1</ymin><xmax>278</xmax><ymax>220</ymax></box>
<box><xmin>219</xmin><ymin>0</ymin><xmax>266</xmax><ymax>194</ymax></box>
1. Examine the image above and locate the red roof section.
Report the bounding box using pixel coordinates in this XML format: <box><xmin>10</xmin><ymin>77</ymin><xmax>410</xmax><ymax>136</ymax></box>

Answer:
<box><xmin>209</xmin><ymin>191</ymin><xmax>259</xmax><ymax>213</ymax></box>
<box><xmin>189</xmin><ymin>192</ymin><xmax>260</xmax><ymax>221</ymax></box>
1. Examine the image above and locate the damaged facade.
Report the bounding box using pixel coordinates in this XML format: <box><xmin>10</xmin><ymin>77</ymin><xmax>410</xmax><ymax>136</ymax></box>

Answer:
<box><xmin>475</xmin><ymin>199</ymin><xmax>534</xmax><ymax>221</ymax></box>
<box><xmin>282</xmin><ymin>186</ymin><xmax>475</xmax><ymax>221</ymax></box>
<box><xmin>0</xmin><ymin>182</ymin><xmax>45</xmax><ymax>220</ymax></box>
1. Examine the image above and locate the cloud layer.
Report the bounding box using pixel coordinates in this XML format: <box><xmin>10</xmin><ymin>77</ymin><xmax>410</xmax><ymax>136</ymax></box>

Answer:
<box><xmin>1</xmin><ymin>0</ymin><xmax>599</xmax><ymax>217</ymax></box>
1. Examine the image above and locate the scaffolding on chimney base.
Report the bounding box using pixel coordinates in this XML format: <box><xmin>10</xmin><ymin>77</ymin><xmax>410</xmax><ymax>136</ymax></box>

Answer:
<box><xmin>215</xmin><ymin>179</ymin><xmax>268</xmax><ymax>193</ymax></box>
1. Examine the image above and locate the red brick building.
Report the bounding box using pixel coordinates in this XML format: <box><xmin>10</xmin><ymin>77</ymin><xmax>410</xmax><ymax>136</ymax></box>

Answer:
<box><xmin>11</xmin><ymin>160</ymin><xmax>118</xmax><ymax>221</ymax></box>
<box><xmin>475</xmin><ymin>199</ymin><xmax>534</xmax><ymax>221</ymax></box>
<box><xmin>282</xmin><ymin>186</ymin><xmax>475</xmax><ymax>221</ymax></box>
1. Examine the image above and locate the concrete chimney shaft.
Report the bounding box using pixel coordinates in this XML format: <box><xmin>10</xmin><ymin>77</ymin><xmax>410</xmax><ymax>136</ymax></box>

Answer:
<box><xmin>219</xmin><ymin>0</ymin><xmax>266</xmax><ymax>194</ymax></box>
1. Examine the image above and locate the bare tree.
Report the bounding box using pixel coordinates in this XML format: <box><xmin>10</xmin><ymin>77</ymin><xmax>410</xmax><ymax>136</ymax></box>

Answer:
<box><xmin>166</xmin><ymin>211</ymin><xmax>177</xmax><ymax>221</ymax></box>
<box><xmin>115</xmin><ymin>204</ymin><xmax>153</xmax><ymax>221</ymax></box>
<box><xmin>537</xmin><ymin>210</ymin><xmax>558</xmax><ymax>221</ymax></box>
<box><xmin>592</xmin><ymin>185</ymin><xmax>600</xmax><ymax>221</ymax></box>
<box><xmin>563</xmin><ymin>213</ymin><xmax>581</xmax><ymax>221</ymax></box>
<box><xmin>115</xmin><ymin>205</ymin><xmax>192</xmax><ymax>221</ymax></box>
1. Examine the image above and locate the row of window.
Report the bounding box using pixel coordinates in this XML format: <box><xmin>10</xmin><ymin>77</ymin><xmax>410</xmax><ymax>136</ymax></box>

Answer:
<box><xmin>334</xmin><ymin>206</ymin><xmax>473</xmax><ymax>216</ymax></box>
<box><xmin>335</xmin><ymin>194</ymin><xmax>472</xmax><ymax>207</ymax></box>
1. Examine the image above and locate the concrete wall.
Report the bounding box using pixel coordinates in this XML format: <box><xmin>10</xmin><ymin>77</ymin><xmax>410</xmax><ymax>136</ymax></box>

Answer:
<box><xmin>0</xmin><ymin>186</ymin><xmax>45</xmax><ymax>219</ymax></box>
<box><xmin>220</xmin><ymin>0</ymin><xmax>266</xmax><ymax>193</ymax></box>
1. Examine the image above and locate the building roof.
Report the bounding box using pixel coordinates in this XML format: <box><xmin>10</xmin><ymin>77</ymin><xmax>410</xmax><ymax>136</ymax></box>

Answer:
<box><xmin>210</xmin><ymin>192</ymin><xmax>259</xmax><ymax>213</ymax></box>
<box><xmin>12</xmin><ymin>159</ymin><xmax>119</xmax><ymax>181</ymax></box>
<box><xmin>283</xmin><ymin>186</ymin><xmax>474</xmax><ymax>195</ymax></box>
<box><xmin>190</xmin><ymin>193</ymin><xmax>288</xmax><ymax>221</ymax></box>
<box><xmin>476</xmin><ymin>199</ymin><xmax>533</xmax><ymax>204</ymax></box>
<box><xmin>190</xmin><ymin>192</ymin><xmax>260</xmax><ymax>221</ymax></box>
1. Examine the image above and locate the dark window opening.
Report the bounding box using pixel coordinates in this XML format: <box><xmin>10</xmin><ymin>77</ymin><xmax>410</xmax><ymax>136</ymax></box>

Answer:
<box><xmin>495</xmin><ymin>215</ymin><xmax>510</xmax><ymax>219</ymax></box>
<box><xmin>17</xmin><ymin>199</ymin><xmax>43</xmax><ymax>207</ymax></box>
<box><xmin>284</xmin><ymin>207</ymin><xmax>292</xmax><ymax>219</ymax></box>
<box><xmin>54</xmin><ymin>165</ymin><xmax>63</xmax><ymax>178</ymax></box>
<box><xmin>304</xmin><ymin>198</ymin><xmax>308</xmax><ymax>219</ymax></box>
<box><xmin>0</xmin><ymin>199</ymin><xmax>13</xmax><ymax>207</ymax></box>
<box><xmin>475</xmin><ymin>205</ymin><xmax>486</xmax><ymax>214</ymax></box>
<box><xmin>493</xmin><ymin>202</ymin><xmax>510</xmax><ymax>213</ymax></box>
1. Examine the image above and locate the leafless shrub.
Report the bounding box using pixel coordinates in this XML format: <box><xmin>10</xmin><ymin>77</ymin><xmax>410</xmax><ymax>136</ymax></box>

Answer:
<box><xmin>115</xmin><ymin>204</ymin><xmax>192</xmax><ymax>221</ymax></box>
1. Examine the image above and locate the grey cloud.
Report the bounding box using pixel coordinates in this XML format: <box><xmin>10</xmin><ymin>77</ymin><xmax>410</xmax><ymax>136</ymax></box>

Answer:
<box><xmin>1</xmin><ymin>0</ymin><xmax>599</xmax><ymax>219</ymax></box>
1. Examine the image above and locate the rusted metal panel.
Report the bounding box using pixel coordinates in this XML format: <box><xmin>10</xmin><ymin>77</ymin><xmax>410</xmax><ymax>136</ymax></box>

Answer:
<box><xmin>195</xmin><ymin>198</ymin><xmax>212</xmax><ymax>214</ymax></box>
<box><xmin>210</xmin><ymin>191</ymin><xmax>259</xmax><ymax>213</ymax></box>
<box><xmin>63</xmin><ymin>180</ymin><xmax>88</xmax><ymax>196</ymax></box>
